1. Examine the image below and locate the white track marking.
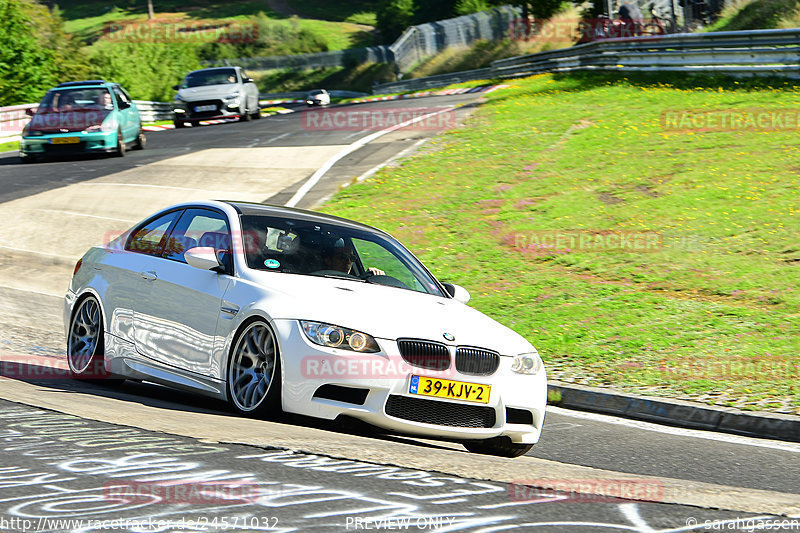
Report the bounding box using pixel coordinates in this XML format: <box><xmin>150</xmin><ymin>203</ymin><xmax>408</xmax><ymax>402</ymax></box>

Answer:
<box><xmin>34</xmin><ymin>209</ymin><xmax>136</xmax><ymax>223</ymax></box>
<box><xmin>0</xmin><ymin>285</ymin><xmax>62</xmax><ymax>298</ymax></box>
<box><xmin>0</xmin><ymin>244</ymin><xmax>66</xmax><ymax>258</ymax></box>
<box><xmin>547</xmin><ymin>406</ymin><xmax>800</xmax><ymax>453</ymax></box>
<box><xmin>352</xmin><ymin>138</ymin><xmax>429</xmax><ymax>184</ymax></box>
<box><xmin>285</xmin><ymin>107</ymin><xmax>453</xmax><ymax>207</ymax></box>
<box><xmin>619</xmin><ymin>503</ymin><xmax>657</xmax><ymax>533</ymax></box>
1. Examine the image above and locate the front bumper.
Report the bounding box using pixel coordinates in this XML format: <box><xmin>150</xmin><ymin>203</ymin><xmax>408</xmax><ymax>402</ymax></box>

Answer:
<box><xmin>274</xmin><ymin>319</ymin><xmax>547</xmax><ymax>444</ymax></box>
<box><xmin>20</xmin><ymin>131</ymin><xmax>117</xmax><ymax>156</ymax></box>
<box><xmin>173</xmin><ymin>99</ymin><xmax>242</xmax><ymax>121</ymax></box>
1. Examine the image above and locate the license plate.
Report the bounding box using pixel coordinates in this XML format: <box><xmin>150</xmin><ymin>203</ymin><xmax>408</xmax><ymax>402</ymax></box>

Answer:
<box><xmin>194</xmin><ymin>104</ymin><xmax>216</xmax><ymax>112</ymax></box>
<box><xmin>51</xmin><ymin>137</ymin><xmax>79</xmax><ymax>144</ymax></box>
<box><xmin>409</xmin><ymin>375</ymin><xmax>490</xmax><ymax>404</ymax></box>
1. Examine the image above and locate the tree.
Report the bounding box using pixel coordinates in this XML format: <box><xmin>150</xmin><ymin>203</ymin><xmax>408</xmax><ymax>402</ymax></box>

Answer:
<box><xmin>376</xmin><ymin>0</ymin><xmax>415</xmax><ymax>43</ymax></box>
<box><xmin>0</xmin><ymin>0</ymin><xmax>56</xmax><ymax>105</ymax></box>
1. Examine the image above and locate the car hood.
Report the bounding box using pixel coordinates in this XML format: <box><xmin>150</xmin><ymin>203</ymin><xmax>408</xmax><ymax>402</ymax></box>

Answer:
<box><xmin>178</xmin><ymin>85</ymin><xmax>239</xmax><ymax>101</ymax></box>
<box><xmin>246</xmin><ymin>271</ymin><xmax>533</xmax><ymax>355</ymax></box>
<box><xmin>29</xmin><ymin>109</ymin><xmax>111</xmax><ymax>133</ymax></box>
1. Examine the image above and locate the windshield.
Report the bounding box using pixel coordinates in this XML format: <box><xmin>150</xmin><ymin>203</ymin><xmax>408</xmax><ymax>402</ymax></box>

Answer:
<box><xmin>239</xmin><ymin>215</ymin><xmax>445</xmax><ymax>297</ymax></box>
<box><xmin>182</xmin><ymin>69</ymin><xmax>238</xmax><ymax>88</ymax></box>
<box><xmin>37</xmin><ymin>88</ymin><xmax>113</xmax><ymax>113</ymax></box>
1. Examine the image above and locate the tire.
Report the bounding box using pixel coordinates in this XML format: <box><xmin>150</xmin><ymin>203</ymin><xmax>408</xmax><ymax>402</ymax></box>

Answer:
<box><xmin>20</xmin><ymin>154</ymin><xmax>37</xmax><ymax>164</ymax></box>
<box><xmin>463</xmin><ymin>437</ymin><xmax>534</xmax><ymax>458</ymax></box>
<box><xmin>252</xmin><ymin>105</ymin><xmax>262</xmax><ymax>120</ymax></box>
<box><xmin>227</xmin><ymin>319</ymin><xmax>281</xmax><ymax>416</ymax></box>
<box><xmin>114</xmin><ymin>130</ymin><xmax>125</xmax><ymax>157</ymax></box>
<box><xmin>173</xmin><ymin>119</ymin><xmax>185</xmax><ymax>128</ymax></box>
<box><xmin>67</xmin><ymin>296</ymin><xmax>123</xmax><ymax>384</ymax></box>
<box><xmin>239</xmin><ymin>106</ymin><xmax>252</xmax><ymax>122</ymax></box>
<box><xmin>133</xmin><ymin>129</ymin><xmax>146</xmax><ymax>150</ymax></box>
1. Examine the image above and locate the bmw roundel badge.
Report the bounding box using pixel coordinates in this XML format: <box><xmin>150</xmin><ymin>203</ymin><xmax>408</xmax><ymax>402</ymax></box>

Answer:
<box><xmin>443</xmin><ymin>332</ymin><xmax>455</xmax><ymax>342</ymax></box>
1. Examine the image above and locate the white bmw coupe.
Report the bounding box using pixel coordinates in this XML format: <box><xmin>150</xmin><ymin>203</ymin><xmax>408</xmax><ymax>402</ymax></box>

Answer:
<box><xmin>64</xmin><ymin>201</ymin><xmax>546</xmax><ymax>457</ymax></box>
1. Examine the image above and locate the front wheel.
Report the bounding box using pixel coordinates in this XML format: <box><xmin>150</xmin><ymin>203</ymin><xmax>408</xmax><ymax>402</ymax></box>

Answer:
<box><xmin>227</xmin><ymin>319</ymin><xmax>281</xmax><ymax>416</ymax></box>
<box><xmin>114</xmin><ymin>130</ymin><xmax>125</xmax><ymax>157</ymax></box>
<box><xmin>463</xmin><ymin>437</ymin><xmax>533</xmax><ymax>458</ymax></box>
<box><xmin>67</xmin><ymin>296</ymin><xmax>122</xmax><ymax>384</ymax></box>
<box><xmin>239</xmin><ymin>106</ymin><xmax>252</xmax><ymax>122</ymax></box>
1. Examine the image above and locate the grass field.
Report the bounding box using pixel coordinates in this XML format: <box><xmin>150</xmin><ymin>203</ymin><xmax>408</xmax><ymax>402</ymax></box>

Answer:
<box><xmin>321</xmin><ymin>73</ymin><xmax>800</xmax><ymax>414</ymax></box>
<box><xmin>60</xmin><ymin>0</ymin><xmax>373</xmax><ymax>51</ymax></box>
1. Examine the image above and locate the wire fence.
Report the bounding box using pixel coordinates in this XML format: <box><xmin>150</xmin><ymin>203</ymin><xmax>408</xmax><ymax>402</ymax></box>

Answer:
<box><xmin>204</xmin><ymin>6</ymin><xmax>521</xmax><ymax>74</ymax></box>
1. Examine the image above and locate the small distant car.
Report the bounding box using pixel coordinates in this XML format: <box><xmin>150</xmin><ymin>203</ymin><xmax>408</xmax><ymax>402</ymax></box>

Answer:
<box><xmin>64</xmin><ymin>201</ymin><xmax>547</xmax><ymax>457</ymax></box>
<box><xmin>172</xmin><ymin>67</ymin><xmax>260</xmax><ymax>127</ymax></box>
<box><xmin>306</xmin><ymin>89</ymin><xmax>330</xmax><ymax>106</ymax></box>
<box><xmin>19</xmin><ymin>80</ymin><xmax>145</xmax><ymax>163</ymax></box>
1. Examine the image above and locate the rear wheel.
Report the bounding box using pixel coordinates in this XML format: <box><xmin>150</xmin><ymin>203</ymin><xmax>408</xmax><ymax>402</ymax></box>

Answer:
<box><xmin>463</xmin><ymin>437</ymin><xmax>533</xmax><ymax>458</ymax></box>
<box><xmin>173</xmin><ymin>119</ymin><xmax>185</xmax><ymax>128</ymax></box>
<box><xmin>227</xmin><ymin>319</ymin><xmax>281</xmax><ymax>416</ymax></box>
<box><xmin>133</xmin><ymin>129</ymin><xmax>146</xmax><ymax>150</ymax></box>
<box><xmin>67</xmin><ymin>296</ymin><xmax>123</xmax><ymax>384</ymax></box>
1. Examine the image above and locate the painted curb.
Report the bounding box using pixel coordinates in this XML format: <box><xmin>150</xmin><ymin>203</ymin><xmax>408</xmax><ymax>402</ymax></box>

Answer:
<box><xmin>548</xmin><ymin>381</ymin><xmax>800</xmax><ymax>443</ymax></box>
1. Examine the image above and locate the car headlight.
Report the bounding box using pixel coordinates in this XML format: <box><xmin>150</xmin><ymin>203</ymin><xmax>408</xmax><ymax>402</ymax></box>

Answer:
<box><xmin>300</xmin><ymin>321</ymin><xmax>380</xmax><ymax>353</ymax></box>
<box><xmin>84</xmin><ymin>115</ymin><xmax>117</xmax><ymax>133</ymax></box>
<box><xmin>511</xmin><ymin>350</ymin><xmax>543</xmax><ymax>375</ymax></box>
<box><xmin>224</xmin><ymin>90</ymin><xmax>241</xmax><ymax>100</ymax></box>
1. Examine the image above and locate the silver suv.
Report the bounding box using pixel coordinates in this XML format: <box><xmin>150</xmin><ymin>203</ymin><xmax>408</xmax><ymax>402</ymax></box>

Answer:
<box><xmin>172</xmin><ymin>67</ymin><xmax>260</xmax><ymax>127</ymax></box>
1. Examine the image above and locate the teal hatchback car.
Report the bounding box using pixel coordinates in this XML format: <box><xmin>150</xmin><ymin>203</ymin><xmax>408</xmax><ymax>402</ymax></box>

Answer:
<box><xmin>19</xmin><ymin>80</ymin><xmax>145</xmax><ymax>163</ymax></box>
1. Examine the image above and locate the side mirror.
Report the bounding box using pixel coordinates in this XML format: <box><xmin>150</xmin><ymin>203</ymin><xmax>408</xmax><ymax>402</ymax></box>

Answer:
<box><xmin>185</xmin><ymin>247</ymin><xmax>221</xmax><ymax>271</ymax></box>
<box><xmin>172</xmin><ymin>84</ymin><xmax>180</xmax><ymax>90</ymax></box>
<box><xmin>25</xmin><ymin>107</ymin><xmax>37</xmax><ymax>116</ymax></box>
<box><xmin>443</xmin><ymin>283</ymin><xmax>470</xmax><ymax>304</ymax></box>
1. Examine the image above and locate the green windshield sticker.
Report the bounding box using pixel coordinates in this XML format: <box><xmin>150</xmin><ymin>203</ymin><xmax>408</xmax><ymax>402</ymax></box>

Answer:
<box><xmin>264</xmin><ymin>259</ymin><xmax>281</xmax><ymax>269</ymax></box>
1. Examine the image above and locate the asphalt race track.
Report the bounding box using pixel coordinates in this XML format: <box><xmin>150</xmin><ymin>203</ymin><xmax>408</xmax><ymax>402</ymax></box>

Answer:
<box><xmin>0</xmin><ymin>95</ymin><xmax>798</xmax><ymax>532</ymax></box>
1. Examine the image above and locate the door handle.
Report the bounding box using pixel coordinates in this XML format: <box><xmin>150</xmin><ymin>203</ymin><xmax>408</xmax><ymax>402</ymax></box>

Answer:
<box><xmin>140</xmin><ymin>270</ymin><xmax>158</xmax><ymax>281</ymax></box>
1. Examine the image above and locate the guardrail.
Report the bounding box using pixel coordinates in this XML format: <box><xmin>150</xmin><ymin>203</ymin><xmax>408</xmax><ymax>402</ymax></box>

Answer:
<box><xmin>0</xmin><ymin>104</ymin><xmax>37</xmax><ymax>142</ymax></box>
<box><xmin>372</xmin><ymin>68</ymin><xmax>493</xmax><ymax>94</ymax></box>
<box><xmin>374</xmin><ymin>28</ymin><xmax>800</xmax><ymax>93</ymax></box>
<box><xmin>132</xmin><ymin>100</ymin><xmax>173</xmax><ymax>122</ymax></box>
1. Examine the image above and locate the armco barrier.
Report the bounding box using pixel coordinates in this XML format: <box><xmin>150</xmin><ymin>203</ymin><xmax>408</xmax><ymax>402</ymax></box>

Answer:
<box><xmin>374</xmin><ymin>27</ymin><xmax>800</xmax><ymax>93</ymax></box>
<box><xmin>132</xmin><ymin>100</ymin><xmax>173</xmax><ymax>122</ymax></box>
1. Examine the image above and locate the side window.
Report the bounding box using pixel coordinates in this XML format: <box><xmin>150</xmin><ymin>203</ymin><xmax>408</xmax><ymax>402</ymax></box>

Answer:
<box><xmin>164</xmin><ymin>209</ymin><xmax>230</xmax><ymax>263</ymax></box>
<box><xmin>126</xmin><ymin>211</ymin><xmax>181</xmax><ymax>256</ymax></box>
<box><xmin>352</xmin><ymin>238</ymin><xmax>425</xmax><ymax>292</ymax></box>
<box><xmin>113</xmin><ymin>87</ymin><xmax>130</xmax><ymax>109</ymax></box>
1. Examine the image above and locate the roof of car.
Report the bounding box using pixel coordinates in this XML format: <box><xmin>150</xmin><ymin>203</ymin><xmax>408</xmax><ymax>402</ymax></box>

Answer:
<box><xmin>55</xmin><ymin>80</ymin><xmax>113</xmax><ymax>88</ymax></box>
<box><xmin>221</xmin><ymin>201</ymin><xmax>387</xmax><ymax>235</ymax></box>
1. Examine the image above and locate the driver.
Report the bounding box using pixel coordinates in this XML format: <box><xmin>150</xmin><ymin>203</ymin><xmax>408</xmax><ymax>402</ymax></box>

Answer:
<box><xmin>322</xmin><ymin>238</ymin><xmax>384</xmax><ymax>276</ymax></box>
